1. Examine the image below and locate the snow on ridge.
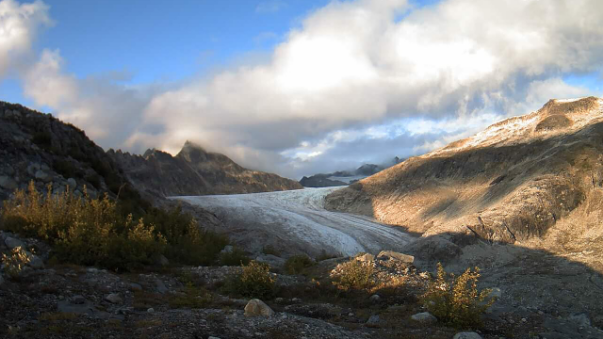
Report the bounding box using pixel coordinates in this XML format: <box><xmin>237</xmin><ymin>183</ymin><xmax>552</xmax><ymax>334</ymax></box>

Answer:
<box><xmin>554</xmin><ymin>97</ymin><xmax>587</xmax><ymax>103</ymax></box>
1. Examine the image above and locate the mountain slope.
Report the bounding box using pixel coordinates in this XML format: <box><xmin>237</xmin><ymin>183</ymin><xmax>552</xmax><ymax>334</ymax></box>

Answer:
<box><xmin>110</xmin><ymin>141</ymin><xmax>302</xmax><ymax>197</ymax></box>
<box><xmin>325</xmin><ymin>97</ymin><xmax>603</xmax><ymax>265</ymax></box>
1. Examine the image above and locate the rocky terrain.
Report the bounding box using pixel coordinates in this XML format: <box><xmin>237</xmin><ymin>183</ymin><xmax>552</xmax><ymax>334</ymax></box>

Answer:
<box><xmin>0</xmin><ymin>101</ymin><xmax>134</xmax><ymax>203</ymax></box>
<box><xmin>300</xmin><ymin>157</ymin><xmax>403</xmax><ymax>188</ymax></box>
<box><xmin>110</xmin><ymin>141</ymin><xmax>302</xmax><ymax>197</ymax></box>
<box><xmin>5</xmin><ymin>230</ymin><xmax>601</xmax><ymax>339</ymax></box>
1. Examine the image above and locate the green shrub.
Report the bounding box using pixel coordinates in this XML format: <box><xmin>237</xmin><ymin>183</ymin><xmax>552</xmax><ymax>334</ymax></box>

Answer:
<box><xmin>332</xmin><ymin>260</ymin><xmax>374</xmax><ymax>291</ymax></box>
<box><xmin>219</xmin><ymin>247</ymin><xmax>251</xmax><ymax>266</ymax></box>
<box><xmin>0</xmin><ymin>182</ymin><xmax>227</xmax><ymax>270</ymax></box>
<box><xmin>226</xmin><ymin>261</ymin><xmax>276</xmax><ymax>298</ymax></box>
<box><xmin>284</xmin><ymin>254</ymin><xmax>314</xmax><ymax>274</ymax></box>
<box><xmin>422</xmin><ymin>263</ymin><xmax>495</xmax><ymax>329</ymax></box>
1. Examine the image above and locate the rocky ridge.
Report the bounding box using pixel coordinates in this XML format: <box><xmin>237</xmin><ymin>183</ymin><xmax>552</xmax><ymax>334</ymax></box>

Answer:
<box><xmin>325</xmin><ymin>97</ymin><xmax>603</xmax><ymax>269</ymax></box>
<box><xmin>109</xmin><ymin>141</ymin><xmax>302</xmax><ymax>197</ymax></box>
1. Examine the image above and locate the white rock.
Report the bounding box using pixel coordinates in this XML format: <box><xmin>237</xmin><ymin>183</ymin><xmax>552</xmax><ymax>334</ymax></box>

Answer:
<box><xmin>411</xmin><ymin>312</ymin><xmax>437</xmax><ymax>324</ymax></box>
<box><xmin>147</xmin><ymin>308</ymin><xmax>155</xmax><ymax>313</ymax></box>
<box><xmin>453</xmin><ymin>332</ymin><xmax>483</xmax><ymax>339</ymax></box>
<box><xmin>244</xmin><ymin>299</ymin><xmax>274</xmax><ymax>317</ymax></box>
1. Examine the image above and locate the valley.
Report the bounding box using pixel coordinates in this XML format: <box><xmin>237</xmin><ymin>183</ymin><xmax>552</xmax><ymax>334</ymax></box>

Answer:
<box><xmin>173</xmin><ymin>187</ymin><xmax>415</xmax><ymax>258</ymax></box>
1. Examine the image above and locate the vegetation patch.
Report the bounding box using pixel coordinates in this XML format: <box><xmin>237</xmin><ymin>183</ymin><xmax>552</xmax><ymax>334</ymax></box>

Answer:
<box><xmin>1</xmin><ymin>246</ymin><xmax>31</xmax><ymax>279</ymax></box>
<box><xmin>219</xmin><ymin>247</ymin><xmax>251</xmax><ymax>266</ymax></box>
<box><xmin>225</xmin><ymin>261</ymin><xmax>276</xmax><ymax>298</ymax></box>
<box><xmin>332</xmin><ymin>260</ymin><xmax>374</xmax><ymax>291</ymax></box>
<box><xmin>422</xmin><ymin>263</ymin><xmax>495</xmax><ymax>329</ymax></box>
<box><xmin>0</xmin><ymin>182</ymin><xmax>227</xmax><ymax>270</ymax></box>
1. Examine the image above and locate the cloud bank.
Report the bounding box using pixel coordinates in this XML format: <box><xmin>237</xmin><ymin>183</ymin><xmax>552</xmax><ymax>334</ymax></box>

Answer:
<box><xmin>3</xmin><ymin>0</ymin><xmax>603</xmax><ymax>179</ymax></box>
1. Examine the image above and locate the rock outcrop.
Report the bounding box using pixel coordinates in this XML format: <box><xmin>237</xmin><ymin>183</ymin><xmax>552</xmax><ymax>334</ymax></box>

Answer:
<box><xmin>109</xmin><ymin>141</ymin><xmax>302</xmax><ymax>197</ymax></box>
<box><xmin>326</xmin><ymin>97</ymin><xmax>603</xmax><ymax>265</ymax></box>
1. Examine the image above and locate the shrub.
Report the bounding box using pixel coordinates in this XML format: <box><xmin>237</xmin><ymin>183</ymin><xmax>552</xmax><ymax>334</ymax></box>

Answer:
<box><xmin>219</xmin><ymin>247</ymin><xmax>251</xmax><ymax>266</ymax></box>
<box><xmin>422</xmin><ymin>263</ymin><xmax>495</xmax><ymax>329</ymax></box>
<box><xmin>227</xmin><ymin>261</ymin><xmax>276</xmax><ymax>298</ymax></box>
<box><xmin>284</xmin><ymin>254</ymin><xmax>314</xmax><ymax>274</ymax></box>
<box><xmin>0</xmin><ymin>182</ymin><xmax>227</xmax><ymax>270</ymax></box>
<box><xmin>332</xmin><ymin>260</ymin><xmax>374</xmax><ymax>291</ymax></box>
<box><xmin>1</xmin><ymin>246</ymin><xmax>31</xmax><ymax>279</ymax></box>
<box><xmin>32</xmin><ymin>131</ymin><xmax>52</xmax><ymax>148</ymax></box>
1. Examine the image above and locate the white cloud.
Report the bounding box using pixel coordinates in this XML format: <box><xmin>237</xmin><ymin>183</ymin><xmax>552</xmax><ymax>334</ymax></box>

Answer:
<box><xmin>0</xmin><ymin>0</ymin><xmax>50</xmax><ymax>78</ymax></box>
<box><xmin>14</xmin><ymin>0</ymin><xmax>603</xmax><ymax>179</ymax></box>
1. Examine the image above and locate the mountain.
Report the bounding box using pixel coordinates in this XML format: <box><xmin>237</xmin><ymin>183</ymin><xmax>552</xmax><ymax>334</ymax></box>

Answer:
<box><xmin>325</xmin><ymin>97</ymin><xmax>603</xmax><ymax>266</ymax></box>
<box><xmin>300</xmin><ymin>157</ymin><xmax>403</xmax><ymax>187</ymax></box>
<box><xmin>0</xmin><ymin>101</ymin><xmax>133</xmax><ymax>202</ymax></box>
<box><xmin>109</xmin><ymin>141</ymin><xmax>302</xmax><ymax>197</ymax></box>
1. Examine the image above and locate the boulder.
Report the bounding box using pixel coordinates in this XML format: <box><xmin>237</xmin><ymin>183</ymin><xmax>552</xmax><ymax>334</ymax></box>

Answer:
<box><xmin>377</xmin><ymin>250</ymin><xmax>414</xmax><ymax>263</ymax></box>
<box><xmin>410</xmin><ymin>312</ymin><xmax>437</xmax><ymax>324</ymax></box>
<box><xmin>3</xmin><ymin>236</ymin><xmax>25</xmax><ymax>250</ymax></box>
<box><xmin>356</xmin><ymin>253</ymin><xmax>375</xmax><ymax>262</ymax></box>
<box><xmin>27</xmin><ymin>254</ymin><xmax>45</xmax><ymax>269</ymax></box>
<box><xmin>244</xmin><ymin>299</ymin><xmax>275</xmax><ymax>317</ymax></box>
<box><xmin>369</xmin><ymin>294</ymin><xmax>381</xmax><ymax>303</ymax></box>
<box><xmin>366</xmin><ymin>314</ymin><xmax>380</xmax><ymax>325</ymax></box>
<box><xmin>71</xmin><ymin>295</ymin><xmax>86</xmax><ymax>305</ymax></box>
<box><xmin>104</xmin><ymin>293</ymin><xmax>123</xmax><ymax>304</ymax></box>
<box><xmin>67</xmin><ymin>178</ymin><xmax>77</xmax><ymax>189</ymax></box>
<box><xmin>0</xmin><ymin>176</ymin><xmax>18</xmax><ymax>191</ymax></box>
<box><xmin>34</xmin><ymin>170</ymin><xmax>51</xmax><ymax>183</ymax></box>
<box><xmin>453</xmin><ymin>332</ymin><xmax>483</xmax><ymax>339</ymax></box>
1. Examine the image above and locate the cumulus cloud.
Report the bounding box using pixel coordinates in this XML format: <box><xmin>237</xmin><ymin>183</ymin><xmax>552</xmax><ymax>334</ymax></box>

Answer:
<box><xmin>12</xmin><ymin>0</ymin><xmax>603</xmax><ymax>179</ymax></box>
<box><xmin>22</xmin><ymin>49</ymin><xmax>155</xmax><ymax>146</ymax></box>
<box><xmin>0</xmin><ymin>0</ymin><xmax>50</xmax><ymax>78</ymax></box>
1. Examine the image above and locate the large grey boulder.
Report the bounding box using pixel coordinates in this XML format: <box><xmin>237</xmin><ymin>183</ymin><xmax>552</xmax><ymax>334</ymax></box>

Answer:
<box><xmin>3</xmin><ymin>236</ymin><xmax>25</xmax><ymax>250</ymax></box>
<box><xmin>377</xmin><ymin>250</ymin><xmax>414</xmax><ymax>264</ymax></box>
<box><xmin>244</xmin><ymin>299</ymin><xmax>275</xmax><ymax>317</ymax></box>
<box><xmin>410</xmin><ymin>312</ymin><xmax>437</xmax><ymax>324</ymax></box>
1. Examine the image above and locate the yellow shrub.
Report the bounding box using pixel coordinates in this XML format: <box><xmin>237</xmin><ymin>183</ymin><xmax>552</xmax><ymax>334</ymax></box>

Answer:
<box><xmin>1</xmin><ymin>246</ymin><xmax>31</xmax><ymax>279</ymax></box>
<box><xmin>332</xmin><ymin>260</ymin><xmax>374</xmax><ymax>291</ymax></box>
<box><xmin>422</xmin><ymin>263</ymin><xmax>495</xmax><ymax>329</ymax></box>
<box><xmin>227</xmin><ymin>261</ymin><xmax>276</xmax><ymax>298</ymax></box>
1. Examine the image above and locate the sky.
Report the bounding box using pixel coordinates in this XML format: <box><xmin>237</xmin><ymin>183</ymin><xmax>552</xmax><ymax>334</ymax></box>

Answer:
<box><xmin>1</xmin><ymin>0</ymin><xmax>602</xmax><ymax>180</ymax></box>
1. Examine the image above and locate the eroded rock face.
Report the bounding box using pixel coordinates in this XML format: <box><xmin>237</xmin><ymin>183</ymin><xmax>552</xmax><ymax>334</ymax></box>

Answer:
<box><xmin>109</xmin><ymin>141</ymin><xmax>302</xmax><ymax>198</ymax></box>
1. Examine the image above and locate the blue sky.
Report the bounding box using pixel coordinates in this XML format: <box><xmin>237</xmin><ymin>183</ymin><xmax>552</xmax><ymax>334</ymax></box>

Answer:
<box><xmin>1</xmin><ymin>0</ymin><xmax>602</xmax><ymax>179</ymax></box>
